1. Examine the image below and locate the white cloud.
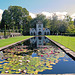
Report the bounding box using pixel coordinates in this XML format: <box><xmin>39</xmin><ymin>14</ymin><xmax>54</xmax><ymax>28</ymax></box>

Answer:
<box><xmin>29</xmin><ymin>12</ymin><xmax>36</xmax><ymax>18</ymax></box>
<box><xmin>71</xmin><ymin>13</ymin><xmax>75</xmax><ymax>21</ymax></box>
<box><xmin>0</xmin><ymin>9</ymin><xmax>75</xmax><ymax>22</ymax></box>
<box><xmin>42</xmin><ymin>11</ymin><xmax>67</xmax><ymax>20</ymax></box>
<box><xmin>42</xmin><ymin>11</ymin><xmax>53</xmax><ymax>18</ymax></box>
<box><xmin>30</xmin><ymin>11</ymin><xmax>68</xmax><ymax>20</ymax></box>
<box><xmin>0</xmin><ymin>9</ymin><xmax>3</xmax><ymax>21</ymax></box>
<box><xmin>54</xmin><ymin>12</ymin><xmax>67</xmax><ymax>20</ymax></box>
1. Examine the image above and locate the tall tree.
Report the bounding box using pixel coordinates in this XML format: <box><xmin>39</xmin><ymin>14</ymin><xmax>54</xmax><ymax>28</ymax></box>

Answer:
<box><xmin>1</xmin><ymin>10</ymin><xmax>11</xmax><ymax>30</ymax></box>
<box><xmin>30</xmin><ymin>14</ymin><xmax>46</xmax><ymax>28</ymax></box>
<box><xmin>50</xmin><ymin>13</ymin><xmax>58</xmax><ymax>34</ymax></box>
<box><xmin>1</xmin><ymin>6</ymin><xmax>32</xmax><ymax>35</ymax></box>
<box><xmin>23</xmin><ymin>16</ymin><xmax>32</xmax><ymax>35</ymax></box>
<box><xmin>66</xmin><ymin>24</ymin><xmax>75</xmax><ymax>33</ymax></box>
<box><xmin>4</xmin><ymin>25</ymin><xmax>6</xmax><ymax>37</ymax></box>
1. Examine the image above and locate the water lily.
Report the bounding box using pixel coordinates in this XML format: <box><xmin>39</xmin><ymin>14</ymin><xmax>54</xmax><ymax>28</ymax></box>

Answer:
<box><xmin>46</xmin><ymin>53</ymin><xmax>48</xmax><ymax>55</ymax></box>
<box><xmin>44</xmin><ymin>48</ymin><xmax>46</xmax><ymax>50</ymax></box>
<box><xmin>58</xmin><ymin>48</ymin><xmax>60</xmax><ymax>49</ymax></box>
<box><xmin>26</xmin><ymin>60</ymin><xmax>30</xmax><ymax>63</ymax></box>
<box><xmin>55</xmin><ymin>52</ymin><xmax>57</xmax><ymax>53</ymax></box>
<box><xmin>0</xmin><ymin>41</ymin><xmax>66</xmax><ymax>74</ymax></box>
<box><xmin>6</xmin><ymin>67</ymin><xmax>9</xmax><ymax>70</ymax></box>
<box><xmin>0</xmin><ymin>65</ymin><xmax>2</xmax><ymax>67</ymax></box>
<box><xmin>50</xmin><ymin>51</ymin><xmax>53</xmax><ymax>54</ymax></box>
<box><xmin>5</xmin><ymin>70</ymin><xmax>9</xmax><ymax>73</ymax></box>
<box><xmin>22</xmin><ymin>57</ymin><xmax>24</xmax><ymax>59</ymax></box>
<box><xmin>48</xmin><ymin>55</ymin><xmax>49</xmax><ymax>57</ymax></box>
<box><xmin>49</xmin><ymin>61</ymin><xmax>51</xmax><ymax>63</ymax></box>
<box><xmin>41</xmin><ymin>55</ymin><xmax>43</xmax><ymax>57</ymax></box>
<box><xmin>58</xmin><ymin>52</ymin><xmax>60</xmax><ymax>53</ymax></box>
<box><xmin>18</xmin><ymin>69</ymin><xmax>21</xmax><ymax>72</ymax></box>
<box><xmin>20</xmin><ymin>63</ymin><xmax>22</xmax><ymax>65</ymax></box>
<box><xmin>20</xmin><ymin>49</ymin><xmax>21</xmax><ymax>51</ymax></box>
<box><xmin>19</xmin><ymin>60</ymin><xmax>22</xmax><ymax>62</ymax></box>
<box><xmin>23</xmin><ymin>70</ymin><xmax>26</xmax><ymax>73</ymax></box>
<box><xmin>11</xmin><ymin>49</ymin><xmax>12</xmax><ymax>50</ymax></box>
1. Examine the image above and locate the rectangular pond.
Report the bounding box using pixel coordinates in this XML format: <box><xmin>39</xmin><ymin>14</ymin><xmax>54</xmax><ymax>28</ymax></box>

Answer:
<box><xmin>0</xmin><ymin>36</ymin><xmax>75</xmax><ymax>74</ymax></box>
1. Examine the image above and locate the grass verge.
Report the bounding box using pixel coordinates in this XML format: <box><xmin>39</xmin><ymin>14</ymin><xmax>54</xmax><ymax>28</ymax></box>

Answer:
<box><xmin>0</xmin><ymin>36</ymin><xmax>32</xmax><ymax>48</ymax></box>
<box><xmin>46</xmin><ymin>35</ymin><xmax>75</xmax><ymax>52</ymax></box>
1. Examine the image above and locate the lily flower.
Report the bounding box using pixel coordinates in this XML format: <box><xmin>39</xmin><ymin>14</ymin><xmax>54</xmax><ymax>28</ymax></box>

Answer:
<box><xmin>41</xmin><ymin>55</ymin><xmax>43</xmax><ymax>57</ymax></box>
<box><xmin>19</xmin><ymin>60</ymin><xmax>22</xmax><ymax>62</ymax></box>
<box><xmin>46</xmin><ymin>53</ymin><xmax>48</xmax><ymax>55</ymax></box>
<box><xmin>18</xmin><ymin>69</ymin><xmax>21</xmax><ymax>72</ymax></box>
<box><xmin>26</xmin><ymin>60</ymin><xmax>30</xmax><ymax>63</ymax></box>
<box><xmin>20</xmin><ymin>63</ymin><xmax>22</xmax><ymax>65</ymax></box>
<box><xmin>23</xmin><ymin>70</ymin><xmax>26</xmax><ymax>73</ymax></box>
<box><xmin>5</xmin><ymin>71</ymin><xmax>9</xmax><ymax>73</ymax></box>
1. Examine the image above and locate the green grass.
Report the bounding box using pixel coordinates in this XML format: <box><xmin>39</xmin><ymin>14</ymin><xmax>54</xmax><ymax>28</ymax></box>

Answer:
<box><xmin>0</xmin><ymin>36</ymin><xmax>32</xmax><ymax>48</ymax></box>
<box><xmin>46</xmin><ymin>35</ymin><xmax>75</xmax><ymax>52</ymax></box>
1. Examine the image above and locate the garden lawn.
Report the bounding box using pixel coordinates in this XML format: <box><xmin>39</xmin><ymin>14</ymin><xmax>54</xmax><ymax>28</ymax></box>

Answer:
<box><xmin>0</xmin><ymin>36</ymin><xmax>32</xmax><ymax>48</ymax></box>
<box><xmin>47</xmin><ymin>36</ymin><xmax>75</xmax><ymax>52</ymax></box>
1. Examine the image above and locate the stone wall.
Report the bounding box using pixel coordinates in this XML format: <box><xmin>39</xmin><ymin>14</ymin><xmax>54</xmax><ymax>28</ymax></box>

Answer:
<box><xmin>10</xmin><ymin>33</ymin><xmax>22</xmax><ymax>37</ymax></box>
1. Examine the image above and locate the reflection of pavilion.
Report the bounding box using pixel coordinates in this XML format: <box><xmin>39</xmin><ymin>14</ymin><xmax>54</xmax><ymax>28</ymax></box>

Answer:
<box><xmin>30</xmin><ymin>37</ymin><xmax>50</xmax><ymax>47</ymax></box>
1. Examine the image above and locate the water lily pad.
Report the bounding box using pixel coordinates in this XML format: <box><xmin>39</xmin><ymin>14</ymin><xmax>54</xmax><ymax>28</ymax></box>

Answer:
<box><xmin>48</xmin><ymin>68</ymin><xmax>52</xmax><ymax>70</ymax></box>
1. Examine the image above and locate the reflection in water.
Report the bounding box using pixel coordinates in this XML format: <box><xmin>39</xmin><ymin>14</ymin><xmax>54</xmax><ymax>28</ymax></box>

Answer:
<box><xmin>0</xmin><ymin>51</ymin><xmax>3</xmax><ymax>59</ymax></box>
<box><xmin>30</xmin><ymin>36</ymin><xmax>50</xmax><ymax>47</ymax></box>
<box><xmin>0</xmin><ymin>36</ymin><xmax>75</xmax><ymax>74</ymax></box>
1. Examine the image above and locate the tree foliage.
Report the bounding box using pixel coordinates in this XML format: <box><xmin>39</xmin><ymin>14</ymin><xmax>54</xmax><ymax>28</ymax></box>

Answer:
<box><xmin>67</xmin><ymin>24</ymin><xmax>75</xmax><ymax>33</ymax></box>
<box><xmin>30</xmin><ymin>13</ymin><xmax>75</xmax><ymax>34</ymax></box>
<box><xmin>30</xmin><ymin>14</ymin><xmax>46</xmax><ymax>28</ymax></box>
<box><xmin>0</xmin><ymin>6</ymin><xmax>32</xmax><ymax>35</ymax></box>
<box><xmin>0</xmin><ymin>6</ymin><xmax>75</xmax><ymax>35</ymax></box>
<box><xmin>4</xmin><ymin>25</ymin><xmax>6</xmax><ymax>37</ymax></box>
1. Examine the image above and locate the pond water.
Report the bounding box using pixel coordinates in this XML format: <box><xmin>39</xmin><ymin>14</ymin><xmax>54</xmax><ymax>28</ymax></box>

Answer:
<box><xmin>0</xmin><ymin>36</ymin><xmax>75</xmax><ymax>74</ymax></box>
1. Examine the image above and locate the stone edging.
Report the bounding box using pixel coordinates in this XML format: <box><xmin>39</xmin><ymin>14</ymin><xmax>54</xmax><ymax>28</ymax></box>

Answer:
<box><xmin>46</xmin><ymin>37</ymin><xmax>75</xmax><ymax>60</ymax></box>
<box><xmin>0</xmin><ymin>37</ymin><xmax>33</xmax><ymax>51</ymax></box>
<box><xmin>0</xmin><ymin>73</ymin><xmax>75</xmax><ymax>75</ymax></box>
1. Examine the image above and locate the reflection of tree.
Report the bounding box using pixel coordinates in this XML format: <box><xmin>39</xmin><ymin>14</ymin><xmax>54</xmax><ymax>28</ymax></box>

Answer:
<box><xmin>0</xmin><ymin>51</ymin><xmax>3</xmax><ymax>59</ymax></box>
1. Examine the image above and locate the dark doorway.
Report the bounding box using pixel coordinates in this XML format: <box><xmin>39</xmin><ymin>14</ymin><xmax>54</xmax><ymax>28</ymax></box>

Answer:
<box><xmin>34</xmin><ymin>32</ymin><xmax>35</xmax><ymax>35</ymax></box>
<box><xmin>38</xmin><ymin>31</ymin><xmax>42</xmax><ymax>35</ymax></box>
<box><xmin>44</xmin><ymin>32</ymin><xmax>46</xmax><ymax>35</ymax></box>
<box><xmin>47</xmin><ymin>32</ymin><xmax>49</xmax><ymax>35</ymax></box>
<box><xmin>38</xmin><ymin>37</ymin><xmax>42</xmax><ymax>40</ymax></box>
<box><xmin>31</xmin><ymin>32</ymin><xmax>32</xmax><ymax>35</ymax></box>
